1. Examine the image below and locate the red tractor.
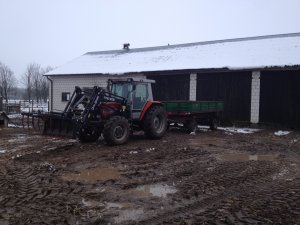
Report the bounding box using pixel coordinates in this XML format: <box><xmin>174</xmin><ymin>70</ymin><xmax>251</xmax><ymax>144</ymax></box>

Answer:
<box><xmin>42</xmin><ymin>78</ymin><xmax>168</xmax><ymax>145</ymax></box>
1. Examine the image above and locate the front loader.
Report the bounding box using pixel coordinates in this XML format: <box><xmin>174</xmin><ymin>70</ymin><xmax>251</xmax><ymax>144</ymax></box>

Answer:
<box><xmin>22</xmin><ymin>78</ymin><xmax>168</xmax><ymax>145</ymax></box>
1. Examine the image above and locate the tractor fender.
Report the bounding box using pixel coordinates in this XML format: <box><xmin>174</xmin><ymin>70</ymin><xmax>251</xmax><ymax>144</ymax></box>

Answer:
<box><xmin>140</xmin><ymin>101</ymin><xmax>163</xmax><ymax>121</ymax></box>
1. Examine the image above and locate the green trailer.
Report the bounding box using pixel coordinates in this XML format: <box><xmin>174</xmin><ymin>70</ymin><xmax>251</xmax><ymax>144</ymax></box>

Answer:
<box><xmin>163</xmin><ymin>101</ymin><xmax>224</xmax><ymax>132</ymax></box>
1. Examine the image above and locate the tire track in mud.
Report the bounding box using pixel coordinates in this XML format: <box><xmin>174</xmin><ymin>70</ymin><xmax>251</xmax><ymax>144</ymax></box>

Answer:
<box><xmin>0</xmin><ymin>163</ymin><xmax>93</xmax><ymax>225</ymax></box>
<box><xmin>184</xmin><ymin>179</ymin><xmax>300</xmax><ymax>225</ymax></box>
<box><xmin>138</xmin><ymin>160</ymin><xmax>291</xmax><ymax>225</ymax></box>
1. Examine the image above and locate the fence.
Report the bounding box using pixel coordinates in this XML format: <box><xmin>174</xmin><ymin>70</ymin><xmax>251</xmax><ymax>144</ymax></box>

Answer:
<box><xmin>2</xmin><ymin>100</ymin><xmax>49</xmax><ymax>114</ymax></box>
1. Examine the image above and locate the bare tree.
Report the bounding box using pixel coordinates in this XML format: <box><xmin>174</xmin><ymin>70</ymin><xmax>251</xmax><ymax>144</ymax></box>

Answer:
<box><xmin>23</xmin><ymin>63</ymin><xmax>52</xmax><ymax>102</ymax></box>
<box><xmin>40</xmin><ymin>66</ymin><xmax>52</xmax><ymax>102</ymax></box>
<box><xmin>23</xmin><ymin>63</ymin><xmax>39</xmax><ymax>101</ymax></box>
<box><xmin>0</xmin><ymin>62</ymin><xmax>17</xmax><ymax>102</ymax></box>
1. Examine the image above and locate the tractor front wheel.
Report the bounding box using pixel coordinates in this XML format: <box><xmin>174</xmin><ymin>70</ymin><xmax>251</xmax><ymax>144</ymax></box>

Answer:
<box><xmin>103</xmin><ymin>116</ymin><xmax>130</xmax><ymax>145</ymax></box>
<box><xmin>143</xmin><ymin>105</ymin><xmax>167</xmax><ymax>139</ymax></box>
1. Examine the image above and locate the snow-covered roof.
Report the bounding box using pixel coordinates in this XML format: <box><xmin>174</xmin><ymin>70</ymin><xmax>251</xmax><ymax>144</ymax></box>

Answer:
<box><xmin>45</xmin><ymin>33</ymin><xmax>300</xmax><ymax>76</ymax></box>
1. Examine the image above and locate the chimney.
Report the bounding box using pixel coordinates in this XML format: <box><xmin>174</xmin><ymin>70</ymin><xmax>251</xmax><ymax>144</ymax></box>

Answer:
<box><xmin>123</xmin><ymin>43</ymin><xmax>130</xmax><ymax>50</ymax></box>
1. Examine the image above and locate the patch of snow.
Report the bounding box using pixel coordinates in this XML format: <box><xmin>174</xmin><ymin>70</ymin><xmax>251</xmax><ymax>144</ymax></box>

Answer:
<box><xmin>0</xmin><ymin>150</ymin><xmax>6</xmax><ymax>154</ymax></box>
<box><xmin>274</xmin><ymin>130</ymin><xmax>291</xmax><ymax>136</ymax></box>
<box><xmin>190</xmin><ymin>132</ymin><xmax>196</xmax><ymax>135</ymax></box>
<box><xmin>129</xmin><ymin>151</ymin><xmax>138</xmax><ymax>154</ymax></box>
<box><xmin>218</xmin><ymin>127</ymin><xmax>260</xmax><ymax>134</ymax></box>
<box><xmin>8</xmin><ymin>124</ymin><xmax>23</xmax><ymax>128</ymax></box>
<box><xmin>7</xmin><ymin>114</ymin><xmax>22</xmax><ymax>119</ymax></box>
<box><xmin>197</xmin><ymin>125</ymin><xmax>210</xmax><ymax>132</ymax></box>
<box><xmin>39</xmin><ymin>162</ymin><xmax>56</xmax><ymax>171</ymax></box>
<box><xmin>145</xmin><ymin>148</ymin><xmax>155</xmax><ymax>152</ymax></box>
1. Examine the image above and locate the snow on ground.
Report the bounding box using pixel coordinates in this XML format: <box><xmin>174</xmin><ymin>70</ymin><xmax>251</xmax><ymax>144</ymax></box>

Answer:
<box><xmin>4</xmin><ymin>100</ymin><xmax>48</xmax><ymax>114</ymax></box>
<box><xmin>218</xmin><ymin>127</ymin><xmax>260</xmax><ymax>134</ymax></box>
<box><xmin>197</xmin><ymin>125</ymin><xmax>260</xmax><ymax>134</ymax></box>
<box><xmin>8</xmin><ymin>114</ymin><xmax>22</xmax><ymax>119</ymax></box>
<box><xmin>274</xmin><ymin>130</ymin><xmax>291</xmax><ymax>136</ymax></box>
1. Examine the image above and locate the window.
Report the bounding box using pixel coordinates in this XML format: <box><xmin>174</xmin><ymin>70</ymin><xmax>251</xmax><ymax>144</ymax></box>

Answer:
<box><xmin>62</xmin><ymin>92</ymin><xmax>70</xmax><ymax>102</ymax></box>
<box><xmin>111</xmin><ymin>83</ymin><xmax>132</xmax><ymax>99</ymax></box>
<box><xmin>133</xmin><ymin>84</ymin><xmax>148</xmax><ymax>109</ymax></box>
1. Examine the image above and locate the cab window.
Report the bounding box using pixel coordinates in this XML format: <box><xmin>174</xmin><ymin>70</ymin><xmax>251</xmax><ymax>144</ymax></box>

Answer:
<box><xmin>111</xmin><ymin>83</ymin><xmax>132</xmax><ymax>99</ymax></box>
<box><xmin>133</xmin><ymin>84</ymin><xmax>148</xmax><ymax>109</ymax></box>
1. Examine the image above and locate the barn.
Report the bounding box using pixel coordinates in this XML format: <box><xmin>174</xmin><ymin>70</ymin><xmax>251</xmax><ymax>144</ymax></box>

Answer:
<box><xmin>45</xmin><ymin>33</ymin><xmax>300</xmax><ymax>128</ymax></box>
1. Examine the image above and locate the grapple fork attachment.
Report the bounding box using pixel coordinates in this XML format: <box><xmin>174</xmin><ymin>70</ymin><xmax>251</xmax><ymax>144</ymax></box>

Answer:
<box><xmin>43</xmin><ymin>113</ymin><xmax>76</xmax><ymax>138</ymax></box>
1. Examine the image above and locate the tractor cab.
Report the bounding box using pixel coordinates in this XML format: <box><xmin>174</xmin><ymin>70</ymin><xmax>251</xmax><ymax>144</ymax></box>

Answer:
<box><xmin>108</xmin><ymin>78</ymin><xmax>155</xmax><ymax>120</ymax></box>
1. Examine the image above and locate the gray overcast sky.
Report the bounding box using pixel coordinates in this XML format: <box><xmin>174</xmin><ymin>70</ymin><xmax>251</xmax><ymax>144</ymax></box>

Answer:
<box><xmin>0</xmin><ymin>0</ymin><xmax>300</xmax><ymax>81</ymax></box>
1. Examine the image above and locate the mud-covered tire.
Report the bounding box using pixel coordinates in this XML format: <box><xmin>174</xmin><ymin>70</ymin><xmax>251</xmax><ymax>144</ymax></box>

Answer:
<box><xmin>143</xmin><ymin>105</ymin><xmax>167</xmax><ymax>139</ymax></box>
<box><xmin>103</xmin><ymin>116</ymin><xmax>130</xmax><ymax>145</ymax></box>
<box><xmin>78</xmin><ymin>126</ymin><xmax>100</xmax><ymax>143</ymax></box>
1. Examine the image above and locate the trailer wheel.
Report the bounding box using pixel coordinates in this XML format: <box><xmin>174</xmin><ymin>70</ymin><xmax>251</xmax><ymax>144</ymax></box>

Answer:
<box><xmin>103</xmin><ymin>116</ymin><xmax>130</xmax><ymax>145</ymax></box>
<box><xmin>78</xmin><ymin>126</ymin><xmax>100</xmax><ymax>143</ymax></box>
<box><xmin>184</xmin><ymin>118</ymin><xmax>197</xmax><ymax>133</ymax></box>
<box><xmin>210</xmin><ymin>117</ymin><xmax>219</xmax><ymax>130</ymax></box>
<box><xmin>143</xmin><ymin>105</ymin><xmax>167</xmax><ymax>139</ymax></box>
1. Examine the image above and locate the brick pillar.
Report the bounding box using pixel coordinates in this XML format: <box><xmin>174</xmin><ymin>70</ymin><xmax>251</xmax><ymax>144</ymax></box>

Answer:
<box><xmin>250</xmin><ymin>71</ymin><xmax>261</xmax><ymax>123</ymax></box>
<box><xmin>189</xmin><ymin>73</ymin><xmax>197</xmax><ymax>101</ymax></box>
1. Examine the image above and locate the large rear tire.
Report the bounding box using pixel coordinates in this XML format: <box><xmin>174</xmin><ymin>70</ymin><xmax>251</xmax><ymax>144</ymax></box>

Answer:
<box><xmin>78</xmin><ymin>126</ymin><xmax>100</xmax><ymax>143</ymax></box>
<box><xmin>143</xmin><ymin>105</ymin><xmax>167</xmax><ymax>139</ymax></box>
<box><xmin>103</xmin><ymin>116</ymin><xmax>130</xmax><ymax>145</ymax></box>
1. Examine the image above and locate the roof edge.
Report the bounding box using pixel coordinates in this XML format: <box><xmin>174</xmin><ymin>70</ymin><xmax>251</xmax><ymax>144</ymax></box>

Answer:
<box><xmin>86</xmin><ymin>32</ymin><xmax>300</xmax><ymax>55</ymax></box>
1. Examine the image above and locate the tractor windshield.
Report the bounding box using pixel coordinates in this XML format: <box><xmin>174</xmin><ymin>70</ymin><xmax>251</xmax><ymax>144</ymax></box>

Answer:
<box><xmin>111</xmin><ymin>82</ymin><xmax>133</xmax><ymax>99</ymax></box>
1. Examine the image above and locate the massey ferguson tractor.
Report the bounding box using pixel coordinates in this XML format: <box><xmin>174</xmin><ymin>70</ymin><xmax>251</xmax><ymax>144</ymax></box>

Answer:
<box><xmin>23</xmin><ymin>78</ymin><xmax>168</xmax><ymax>145</ymax></box>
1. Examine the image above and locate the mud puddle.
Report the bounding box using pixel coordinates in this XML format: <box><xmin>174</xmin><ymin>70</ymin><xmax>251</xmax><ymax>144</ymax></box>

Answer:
<box><xmin>131</xmin><ymin>183</ymin><xmax>177</xmax><ymax>197</ymax></box>
<box><xmin>113</xmin><ymin>209</ymin><xmax>144</xmax><ymax>223</ymax></box>
<box><xmin>62</xmin><ymin>167</ymin><xmax>120</xmax><ymax>183</ymax></box>
<box><xmin>220</xmin><ymin>153</ymin><xmax>278</xmax><ymax>161</ymax></box>
<box><xmin>81</xmin><ymin>199</ymin><xmax>130</xmax><ymax>209</ymax></box>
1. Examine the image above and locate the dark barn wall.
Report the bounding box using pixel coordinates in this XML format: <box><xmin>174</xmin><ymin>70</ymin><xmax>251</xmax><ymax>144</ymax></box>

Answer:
<box><xmin>260</xmin><ymin>70</ymin><xmax>300</xmax><ymax>128</ymax></box>
<box><xmin>147</xmin><ymin>74</ymin><xmax>190</xmax><ymax>101</ymax></box>
<box><xmin>196</xmin><ymin>72</ymin><xmax>252</xmax><ymax>123</ymax></box>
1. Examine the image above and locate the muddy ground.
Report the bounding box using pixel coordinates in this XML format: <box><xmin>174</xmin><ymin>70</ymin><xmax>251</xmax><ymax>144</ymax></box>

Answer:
<box><xmin>0</xmin><ymin>126</ymin><xmax>300</xmax><ymax>225</ymax></box>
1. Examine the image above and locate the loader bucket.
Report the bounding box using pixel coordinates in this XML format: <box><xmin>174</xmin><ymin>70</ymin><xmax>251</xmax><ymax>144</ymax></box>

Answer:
<box><xmin>43</xmin><ymin>113</ymin><xmax>77</xmax><ymax>138</ymax></box>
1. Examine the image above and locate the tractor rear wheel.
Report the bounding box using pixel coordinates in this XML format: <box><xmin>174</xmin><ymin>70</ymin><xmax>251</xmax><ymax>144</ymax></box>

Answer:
<box><xmin>78</xmin><ymin>126</ymin><xmax>100</xmax><ymax>143</ymax></box>
<box><xmin>143</xmin><ymin>105</ymin><xmax>167</xmax><ymax>139</ymax></box>
<box><xmin>103</xmin><ymin>116</ymin><xmax>130</xmax><ymax>145</ymax></box>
